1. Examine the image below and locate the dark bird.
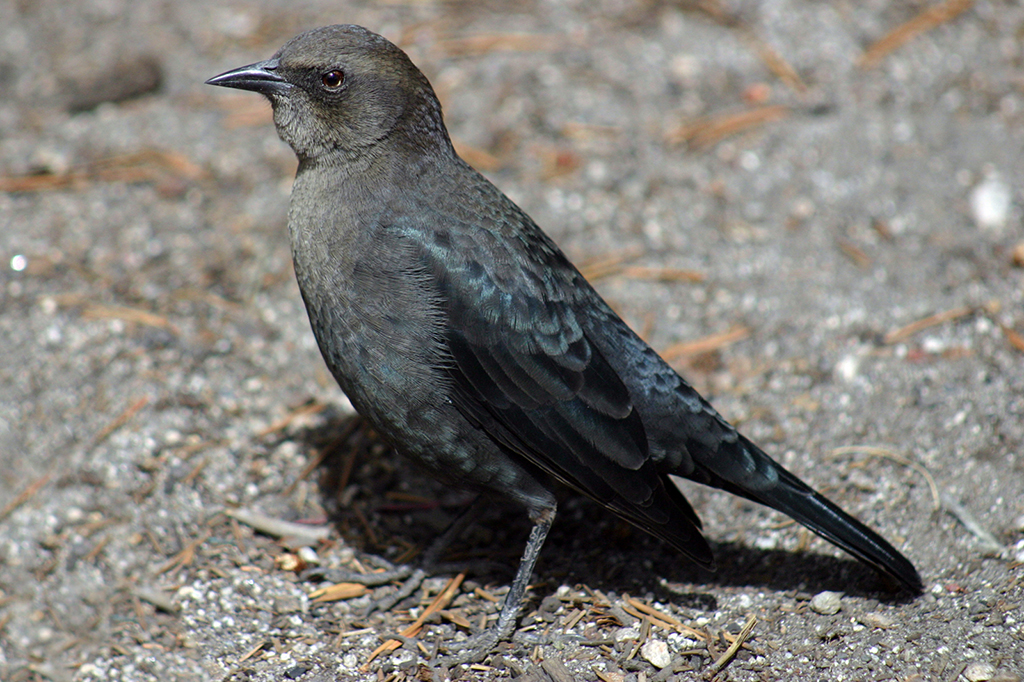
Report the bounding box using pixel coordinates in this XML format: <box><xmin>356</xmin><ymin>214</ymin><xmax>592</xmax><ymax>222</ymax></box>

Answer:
<box><xmin>207</xmin><ymin>24</ymin><xmax>922</xmax><ymax>660</ymax></box>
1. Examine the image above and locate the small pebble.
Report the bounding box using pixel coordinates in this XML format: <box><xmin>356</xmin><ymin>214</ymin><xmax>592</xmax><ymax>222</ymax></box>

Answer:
<box><xmin>297</xmin><ymin>546</ymin><xmax>320</xmax><ymax>566</ymax></box>
<box><xmin>834</xmin><ymin>353</ymin><xmax>861</xmax><ymax>383</ymax></box>
<box><xmin>539</xmin><ymin>594</ymin><xmax>562</xmax><ymax>614</ymax></box>
<box><xmin>283</xmin><ymin>665</ymin><xmax>310</xmax><ymax>679</ymax></box>
<box><xmin>970</xmin><ymin>172</ymin><xmax>1012</xmax><ymax>231</ymax></box>
<box><xmin>64</xmin><ymin>54</ymin><xmax>164</xmax><ymax>112</ymax></box>
<box><xmin>809</xmin><ymin>591</ymin><xmax>843</xmax><ymax>615</ymax></box>
<box><xmin>614</xmin><ymin>626</ymin><xmax>639</xmax><ymax>643</ymax></box>
<box><xmin>1011</xmin><ymin>242</ymin><xmax>1024</xmax><ymax>268</ymax></box>
<box><xmin>964</xmin><ymin>661</ymin><xmax>996</xmax><ymax>682</ymax></box>
<box><xmin>641</xmin><ymin>639</ymin><xmax>672</xmax><ymax>669</ymax></box>
<box><xmin>860</xmin><ymin>612</ymin><xmax>896</xmax><ymax>629</ymax></box>
<box><xmin>1011</xmin><ymin>539</ymin><xmax>1024</xmax><ymax>564</ymax></box>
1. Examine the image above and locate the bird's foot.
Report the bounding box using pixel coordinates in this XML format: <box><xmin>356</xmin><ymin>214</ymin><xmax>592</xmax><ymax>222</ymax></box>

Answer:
<box><xmin>364</xmin><ymin>567</ymin><xmax>428</xmax><ymax>617</ymax></box>
<box><xmin>432</xmin><ymin>625</ymin><xmax>581</xmax><ymax>667</ymax></box>
<box><xmin>366</xmin><ymin>560</ymin><xmax>506</xmax><ymax>618</ymax></box>
<box><xmin>436</xmin><ymin>628</ymin><xmax>503</xmax><ymax>666</ymax></box>
<box><xmin>305</xmin><ymin>560</ymin><xmax>507</xmax><ymax>620</ymax></box>
<box><xmin>301</xmin><ymin>564</ymin><xmax>414</xmax><ymax>588</ymax></box>
<box><xmin>303</xmin><ymin>564</ymin><xmax>428</xmax><ymax>617</ymax></box>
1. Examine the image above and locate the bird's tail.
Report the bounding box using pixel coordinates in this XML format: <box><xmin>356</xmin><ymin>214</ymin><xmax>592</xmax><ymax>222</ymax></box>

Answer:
<box><xmin>703</xmin><ymin>435</ymin><xmax>923</xmax><ymax>593</ymax></box>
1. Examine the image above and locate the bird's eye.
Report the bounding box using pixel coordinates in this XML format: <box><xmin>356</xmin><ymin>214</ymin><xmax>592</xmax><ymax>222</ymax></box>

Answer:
<box><xmin>321</xmin><ymin>70</ymin><xmax>345</xmax><ymax>89</ymax></box>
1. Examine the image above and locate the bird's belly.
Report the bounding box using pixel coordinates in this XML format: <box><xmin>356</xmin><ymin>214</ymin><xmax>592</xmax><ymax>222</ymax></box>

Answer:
<box><xmin>300</xmin><ymin>287</ymin><xmax>554</xmax><ymax>504</ymax></box>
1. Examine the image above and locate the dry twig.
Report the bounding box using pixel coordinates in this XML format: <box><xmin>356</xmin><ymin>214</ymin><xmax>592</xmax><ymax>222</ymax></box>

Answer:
<box><xmin>310</xmin><ymin>582</ymin><xmax>369</xmax><ymax>603</ymax></box>
<box><xmin>90</xmin><ymin>396</ymin><xmax>149</xmax><ymax>450</ymax></box>
<box><xmin>705</xmin><ymin>615</ymin><xmax>756</xmax><ymax>679</ymax></box>
<box><xmin>836</xmin><ymin>237</ymin><xmax>872</xmax><ymax>269</ymax></box>
<box><xmin>0</xmin><ymin>149</ymin><xmax>206</xmax><ymax>192</ymax></box>
<box><xmin>578</xmin><ymin>246</ymin><xmax>646</xmax><ymax>282</ymax></box>
<box><xmin>662</xmin><ymin>326</ymin><xmax>751</xmax><ymax>363</ymax></box>
<box><xmin>256</xmin><ymin>400</ymin><xmax>329</xmax><ymax>438</ymax></box>
<box><xmin>686</xmin><ymin>0</ymin><xmax>805</xmax><ymax>92</ymax></box>
<box><xmin>668</xmin><ymin>105</ymin><xmax>790</xmax><ymax>149</ymax></box>
<box><xmin>626</xmin><ymin>597</ymin><xmax>709</xmax><ymax>642</ymax></box>
<box><xmin>619</xmin><ymin>266</ymin><xmax>705</xmax><ymax>284</ymax></box>
<box><xmin>156</xmin><ymin>529</ymin><xmax>212</xmax><ymax>575</ymax></box>
<box><xmin>225</xmin><ymin>507</ymin><xmax>332</xmax><ymax>545</ymax></box>
<box><xmin>999</xmin><ymin>324</ymin><xmax>1024</xmax><ymax>353</ymax></box>
<box><xmin>0</xmin><ymin>472</ymin><xmax>53</xmax><ymax>523</ymax></box>
<box><xmin>859</xmin><ymin>0</ymin><xmax>975</xmax><ymax>69</ymax></box>
<box><xmin>238</xmin><ymin>640</ymin><xmax>269</xmax><ymax>663</ymax></box>
<box><xmin>81</xmin><ymin>303</ymin><xmax>179</xmax><ymax>333</ymax></box>
<box><xmin>882</xmin><ymin>306</ymin><xmax>973</xmax><ymax>345</ymax></box>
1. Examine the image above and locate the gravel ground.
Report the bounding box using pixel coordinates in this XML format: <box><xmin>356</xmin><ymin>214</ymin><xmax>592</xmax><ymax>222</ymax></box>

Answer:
<box><xmin>2</xmin><ymin>1</ymin><xmax>1023</xmax><ymax>681</ymax></box>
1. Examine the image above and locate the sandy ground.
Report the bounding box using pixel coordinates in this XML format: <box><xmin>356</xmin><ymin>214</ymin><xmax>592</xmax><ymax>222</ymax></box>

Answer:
<box><xmin>2</xmin><ymin>0</ymin><xmax>1023</xmax><ymax>680</ymax></box>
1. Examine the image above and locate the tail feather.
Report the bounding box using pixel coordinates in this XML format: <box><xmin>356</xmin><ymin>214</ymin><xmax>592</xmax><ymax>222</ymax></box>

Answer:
<box><xmin>703</xmin><ymin>436</ymin><xmax>923</xmax><ymax>593</ymax></box>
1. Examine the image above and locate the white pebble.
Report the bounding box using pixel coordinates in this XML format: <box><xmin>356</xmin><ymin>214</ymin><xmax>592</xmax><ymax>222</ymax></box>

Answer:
<box><xmin>835</xmin><ymin>354</ymin><xmax>860</xmax><ymax>383</ymax></box>
<box><xmin>614</xmin><ymin>625</ymin><xmax>639</xmax><ymax>643</ymax></box>
<box><xmin>298</xmin><ymin>546</ymin><xmax>320</xmax><ymax>565</ymax></box>
<box><xmin>641</xmin><ymin>639</ymin><xmax>672</xmax><ymax>669</ymax></box>
<box><xmin>810</xmin><ymin>591</ymin><xmax>843</xmax><ymax>615</ymax></box>
<box><xmin>970</xmin><ymin>173</ymin><xmax>1012</xmax><ymax>231</ymax></box>
<box><xmin>963</xmin><ymin>661</ymin><xmax>996</xmax><ymax>682</ymax></box>
<box><xmin>1012</xmin><ymin>539</ymin><xmax>1024</xmax><ymax>564</ymax></box>
<box><xmin>860</xmin><ymin>612</ymin><xmax>896</xmax><ymax>629</ymax></box>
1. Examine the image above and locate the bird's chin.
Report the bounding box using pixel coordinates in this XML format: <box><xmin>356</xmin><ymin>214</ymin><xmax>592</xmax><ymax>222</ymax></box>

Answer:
<box><xmin>272</xmin><ymin>113</ymin><xmax>305</xmax><ymax>157</ymax></box>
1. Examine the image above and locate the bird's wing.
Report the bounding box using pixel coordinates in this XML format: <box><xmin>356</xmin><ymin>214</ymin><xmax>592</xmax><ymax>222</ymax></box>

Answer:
<box><xmin>394</xmin><ymin>203</ymin><xmax>713</xmax><ymax>567</ymax></box>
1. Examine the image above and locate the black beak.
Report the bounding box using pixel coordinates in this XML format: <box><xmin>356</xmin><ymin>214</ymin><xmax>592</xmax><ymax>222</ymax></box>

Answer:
<box><xmin>205</xmin><ymin>58</ymin><xmax>289</xmax><ymax>96</ymax></box>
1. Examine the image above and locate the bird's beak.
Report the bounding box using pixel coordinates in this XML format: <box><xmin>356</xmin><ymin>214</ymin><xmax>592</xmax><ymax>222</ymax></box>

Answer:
<box><xmin>205</xmin><ymin>58</ymin><xmax>289</xmax><ymax>96</ymax></box>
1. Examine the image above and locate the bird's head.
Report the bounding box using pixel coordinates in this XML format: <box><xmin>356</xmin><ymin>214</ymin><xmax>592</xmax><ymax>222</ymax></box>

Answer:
<box><xmin>206</xmin><ymin>24</ymin><xmax>451</xmax><ymax>163</ymax></box>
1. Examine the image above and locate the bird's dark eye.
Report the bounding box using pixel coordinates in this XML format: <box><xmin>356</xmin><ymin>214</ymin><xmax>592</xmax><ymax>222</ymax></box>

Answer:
<box><xmin>321</xmin><ymin>70</ymin><xmax>345</xmax><ymax>89</ymax></box>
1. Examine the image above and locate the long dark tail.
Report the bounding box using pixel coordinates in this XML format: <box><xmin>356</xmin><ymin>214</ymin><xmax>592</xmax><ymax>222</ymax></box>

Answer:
<box><xmin>705</xmin><ymin>435</ymin><xmax>923</xmax><ymax>593</ymax></box>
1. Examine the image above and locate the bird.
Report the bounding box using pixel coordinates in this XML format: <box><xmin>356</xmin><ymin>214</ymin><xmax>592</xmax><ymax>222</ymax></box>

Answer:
<box><xmin>207</xmin><ymin>24</ymin><xmax>922</xmax><ymax>662</ymax></box>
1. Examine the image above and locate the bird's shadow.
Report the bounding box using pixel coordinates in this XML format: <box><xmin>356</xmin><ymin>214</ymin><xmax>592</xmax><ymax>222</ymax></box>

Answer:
<box><xmin>291</xmin><ymin>411</ymin><xmax>916</xmax><ymax>613</ymax></box>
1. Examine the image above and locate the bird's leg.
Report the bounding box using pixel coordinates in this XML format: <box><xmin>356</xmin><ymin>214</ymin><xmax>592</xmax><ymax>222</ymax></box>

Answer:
<box><xmin>439</xmin><ymin>505</ymin><xmax>555</xmax><ymax>665</ymax></box>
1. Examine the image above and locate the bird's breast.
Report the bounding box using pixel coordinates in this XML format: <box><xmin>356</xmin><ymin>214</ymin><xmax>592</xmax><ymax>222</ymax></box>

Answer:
<box><xmin>287</xmin><ymin>187</ymin><xmax>451</xmax><ymax>433</ymax></box>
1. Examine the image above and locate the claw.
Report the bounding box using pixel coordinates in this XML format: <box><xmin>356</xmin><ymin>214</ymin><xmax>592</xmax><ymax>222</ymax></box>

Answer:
<box><xmin>363</xmin><ymin>567</ymin><xmax>428</xmax><ymax>617</ymax></box>
<box><xmin>437</xmin><ymin>629</ymin><xmax>503</xmax><ymax>666</ymax></box>
<box><xmin>302</xmin><ymin>564</ymin><xmax>413</xmax><ymax>587</ymax></box>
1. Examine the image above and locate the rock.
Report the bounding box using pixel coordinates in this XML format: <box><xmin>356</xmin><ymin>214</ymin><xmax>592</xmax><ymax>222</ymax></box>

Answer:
<box><xmin>963</xmin><ymin>661</ymin><xmax>996</xmax><ymax>682</ymax></box>
<box><xmin>64</xmin><ymin>54</ymin><xmax>164</xmax><ymax>113</ymax></box>
<box><xmin>860</xmin><ymin>612</ymin><xmax>896</xmax><ymax>629</ymax></box>
<box><xmin>1011</xmin><ymin>243</ymin><xmax>1024</xmax><ymax>268</ymax></box>
<box><xmin>970</xmin><ymin>172</ymin><xmax>1012</xmax><ymax>231</ymax></box>
<box><xmin>614</xmin><ymin>626</ymin><xmax>640</xmax><ymax>643</ymax></box>
<box><xmin>641</xmin><ymin>639</ymin><xmax>672</xmax><ymax>669</ymax></box>
<box><xmin>809</xmin><ymin>591</ymin><xmax>842</xmax><ymax>615</ymax></box>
